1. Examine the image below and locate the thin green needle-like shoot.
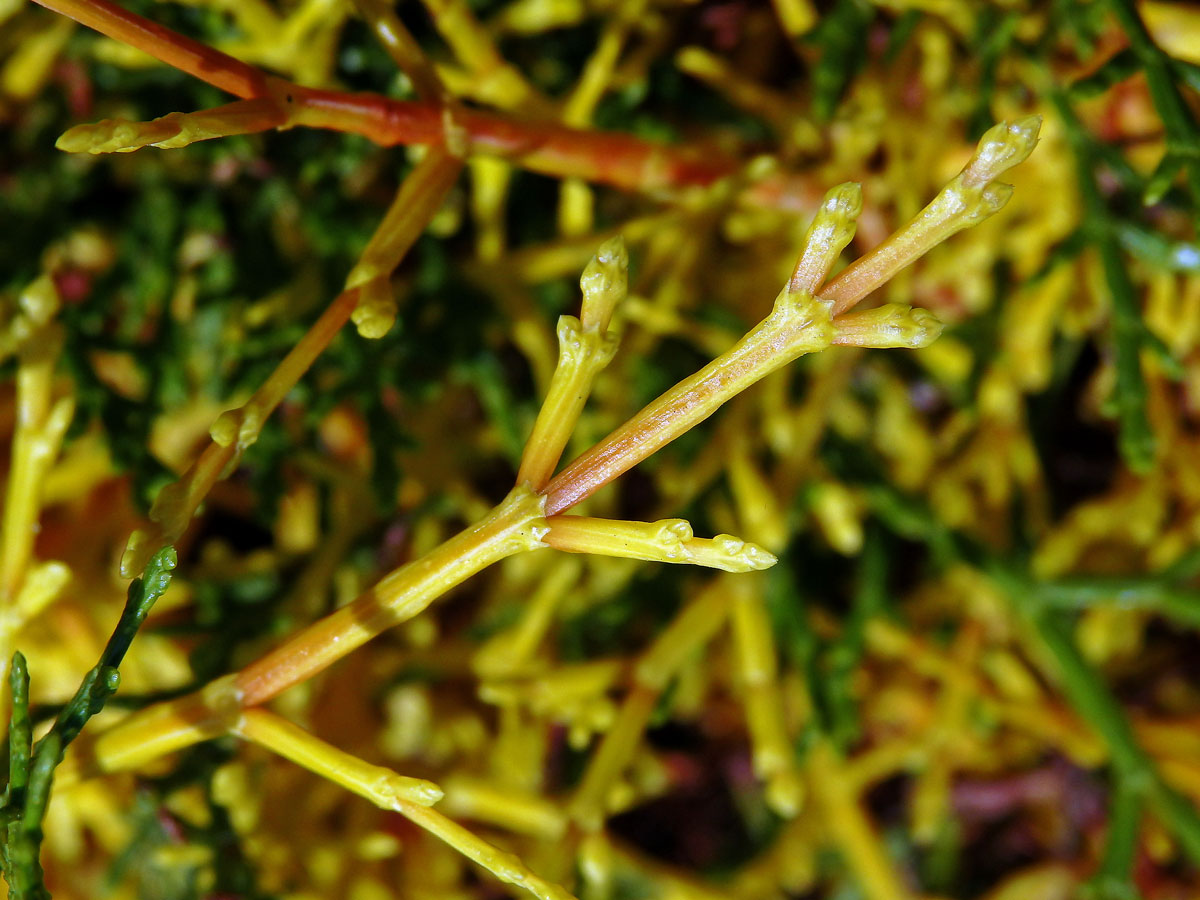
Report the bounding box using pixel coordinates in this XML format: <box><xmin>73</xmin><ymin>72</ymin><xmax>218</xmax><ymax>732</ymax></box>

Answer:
<box><xmin>0</xmin><ymin>548</ymin><xmax>177</xmax><ymax>899</ymax></box>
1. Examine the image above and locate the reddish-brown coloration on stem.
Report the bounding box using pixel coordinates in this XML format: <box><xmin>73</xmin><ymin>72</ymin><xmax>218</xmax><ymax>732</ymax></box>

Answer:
<box><xmin>32</xmin><ymin>0</ymin><xmax>822</xmax><ymax>209</ymax></box>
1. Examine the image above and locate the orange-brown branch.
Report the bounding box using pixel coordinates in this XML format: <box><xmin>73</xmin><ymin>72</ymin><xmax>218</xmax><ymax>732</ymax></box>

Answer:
<box><xmin>34</xmin><ymin>0</ymin><xmax>822</xmax><ymax>209</ymax></box>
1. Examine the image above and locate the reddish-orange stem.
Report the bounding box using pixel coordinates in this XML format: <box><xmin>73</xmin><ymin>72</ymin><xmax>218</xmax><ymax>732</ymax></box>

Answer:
<box><xmin>31</xmin><ymin>0</ymin><xmax>270</xmax><ymax>99</ymax></box>
<box><xmin>35</xmin><ymin>0</ymin><xmax>822</xmax><ymax>208</ymax></box>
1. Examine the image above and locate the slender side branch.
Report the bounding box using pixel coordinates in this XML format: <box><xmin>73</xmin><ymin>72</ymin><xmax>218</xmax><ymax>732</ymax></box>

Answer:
<box><xmin>570</xmin><ymin>579</ymin><xmax>733</xmax><ymax>830</ymax></box>
<box><xmin>790</xmin><ymin>182</ymin><xmax>862</xmax><ymax>296</ymax></box>
<box><xmin>232</xmin><ymin>486</ymin><xmax>546</xmax><ymax>706</ymax></box>
<box><xmin>543</xmin><ymin>516</ymin><xmax>777</xmax><ymax>572</ymax></box>
<box><xmin>808</xmin><ymin>738</ymin><xmax>915</xmax><ymax>900</ymax></box>
<box><xmin>731</xmin><ymin>576</ymin><xmax>803</xmax><ymax>816</ymax></box>
<box><xmin>350</xmin><ymin>0</ymin><xmax>447</xmax><ymax>102</ymax></box>
<box><xmin>542</xmin><ymin>286</ymin><xmax>835</xmax><ymax>514</ymax></box>
<box><xmin>544</xmin><ymin>118</ymin><xmax>1039</xmax><ymax>514</ymax></box>
<box><xmin>237</xmin><ymin>709</ymin><xmax>443</xmax><ymax>806</ymax></box>
<box><xmin>346</xmin><ymin>146</ymin><xmax>465</xmax><ymax>337</ymax></box>
<box><xmin>237</xmin><ymin>709</ymin><xmax>576</xmax><ymax>900</ymax></box>
<box><xmin>517</xmin><ymin>236</ymin><xmax>627</xmax><ymax>489</ymax></box>
<box><xmin>2</xmin><ymin>277</ymin><xmax>71</xmax><ymax>603</ymax></box>
<box><xmin>83</xmin><ymin>487</ymin><xmax>547</xmax><ymax>778</ymax></box>
<box><xmin>34</xmin><ymin>0</ymin><xmax>824</xmax><ymax>208</ymax></box>
<box><xmin>121</xmin><ymin>146</ymin><xmax>462</xmax><ymax>576</ymax></box>
<box><xmin>120</xmin><ymin>289</ymin><xmax>359</xmax><ymax>576</ymax></box>
<box><xmin>819</xmin><ymin>116</ymin><xmax>1041</xmax><ymax>315</ymax></box>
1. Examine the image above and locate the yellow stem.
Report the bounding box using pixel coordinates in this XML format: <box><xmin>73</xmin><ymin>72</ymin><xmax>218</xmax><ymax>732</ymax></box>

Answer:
<box><xmin>516</xmin><ymin>318</ymin><xmax>617</xmax><ymax>489</ymax></box>
<box><xmin>2</xmin><ymin>286</ymin><xmax>66</xmax><ymax>602</ymax></box>
<box><xmin>345</xmin><ymin>147</ymin><xmax>464</xmax><ymax>290</ymax></box>
<box><xmin>440</xmin><ymin>775</ymin><xmax>567</xmax><ymax>839</ymax></box>
<box><xmin>819</xmin><ymin>116</ymin><xmax>1041</xmax><ymax>316</ymax></box>
<box><xmin>543</xmin><ymin>516</ymin><xmax>776</xmax><ymax>572</ymax></box>
<box><xmin>121</xmin><ymin>289</ymin><xmax>358</xmax><ymax>576</ymax></box>
<box><xmin>544</xmin><ymin>287</ymin><xmax>833</xmax><ymax>514</ymax></box>
<box><xmin>238</xmin><ymin>708</ymin><xmax>576</xmax><ymax>900</ymax></box>
<box><xmin>55</xmin><ymin>96</ymin><xmax>288</xmax><ymax>154</ymax></box>
<box><xmin>731</xmin><ymin>576</ymin><xmax>802</xmax><ymax>816</ymax></box>
<box><xmin>89</xmin><ymin>488</ymin><xmax>543</xmax><ymax>773</ymax></box>
<box><xmin>808</xmin><ymin>739</ymin><xmax>915</xmax><ymax>900</ymax></box>
<box><xmin>234</xmin><ymin>486</ymin><xmax>546</xmax><ymax>705</ymax></box>
<box><xmin>122</xmin><ymin>145</ymin><xmax>461</xmax><ymax>577</ymax></box>
<box><xmin>350</xmin><ymin>0</ymin><xmax>447</xmax><ymax>101</ymax></box>
<box><xmin>473</xmin><ymin>556</ymin><xmax>582</xmax><ymax>678</ymax></box>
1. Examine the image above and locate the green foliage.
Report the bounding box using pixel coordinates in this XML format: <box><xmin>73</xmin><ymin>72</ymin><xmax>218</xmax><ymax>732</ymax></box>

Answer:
<box><xmin>2</xmin><ymin>548</ymin><xmax>177</xmax><ymax>899</ymax></box>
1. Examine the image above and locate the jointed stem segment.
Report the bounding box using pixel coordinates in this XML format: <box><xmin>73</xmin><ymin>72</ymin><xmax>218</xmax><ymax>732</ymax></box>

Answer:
<box><xmin>233</xmin><ymin>485</ymin><xmax>547</xmax><ymax>706</ymax></box>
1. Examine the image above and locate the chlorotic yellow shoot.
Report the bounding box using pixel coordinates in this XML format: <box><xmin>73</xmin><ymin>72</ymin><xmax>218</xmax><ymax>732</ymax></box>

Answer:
<box><xmin>56</xmin><ymin>97</ymin><xmax>287</xmax><ymax>153</ymax></box>
<box><xmin>820</xmin><ymin>116</ymin><xmax>1042</xmax><ymax>316</ymax></box>
<box><xmin>578</xmin><ymin>234</ymin><xmax>628</xmax><ymax>333</ymax></box>
<box><xmin>543</xmin><ymin>515</ymin><xmax>777</xmax><ymax>572</ymax></box>
<box><xmin>237</xmin><ymin>709</ymin><xmax>444</xmax><ymax>808</ymax></box>
<box><xmin>832</xmin><ymin>303</ymin><xmax>945</xmax><ymax>349</ymax></box>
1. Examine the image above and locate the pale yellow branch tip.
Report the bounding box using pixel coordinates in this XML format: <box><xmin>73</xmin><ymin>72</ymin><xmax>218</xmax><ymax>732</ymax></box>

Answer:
<box><xmin>933</xmin><ymin>115</ymin><xmax>1042</xmax><ymax>230</ymax></box>
<box><xmin>579</xmin><ymin>235</ymin><xmax>628</xmax><ymax>334</ymax></box>
<box><xmin>56</xmin><ymin>99</ymin><xmax>286</xmax><ymax>154</ymax></box>
<box><xmin>832</xmin><ymin>304</ymin><xmax>944</xmax><ymax>349</ymax></box>
<box><xmin>961</xmin><ymin>115</ymin><xmax>1043</xmax><ymax>189</ymax></box>
<box><xmin>544</xmin><ymin>515</ymin><xmax>777</xmax><ymax>573</ymax></box>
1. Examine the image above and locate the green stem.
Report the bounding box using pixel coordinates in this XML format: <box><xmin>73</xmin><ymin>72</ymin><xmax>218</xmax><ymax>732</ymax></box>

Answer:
<box><xmin>1101</xmin><ymin>0</ymin><xmax>1200</xmax><ymax>212</ymax></box>
<box><xmin>1084</xmin><ymin>777</ymin><xmax>1140</xmax><ymax>900</ymax></box>
<box><xmin>1048</xmin><ymin>88</ymin><xmax>1156</xmax><ymax>473</ymax></box>
<box><xmin>991</xmin><ymin>564</ymin><xmax>1200</xmax><ymax>866</ymax></box>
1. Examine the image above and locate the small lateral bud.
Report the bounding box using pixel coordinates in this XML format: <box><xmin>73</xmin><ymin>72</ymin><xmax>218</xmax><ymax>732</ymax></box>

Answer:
<box><xmin>209</xmin><ymin>410</ymin><xmax>240</xmax><ymax>448</ymax></box>
<box><xmin>351</xmin><ymin>277</ymin><xmax>398</xmax><ymax>339</ymax></box>
<box><xmin>209</xmin><ymin>407</ymin><xmax>264</xmax><ymax>452</ymax></box>
<box><xmin>373</xmin><ymin>773</ymin><xmax>445</xmax><ymax>808</ymax></box>
<box><xmin>832</xmin><ymin>304</ymin><xmax>944</xmax><ymax>349</ymax></box>
<box><xmin>579</xmin><ymin>236</ymin><xmax>628</xmax><ymax>333</ymax></box>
